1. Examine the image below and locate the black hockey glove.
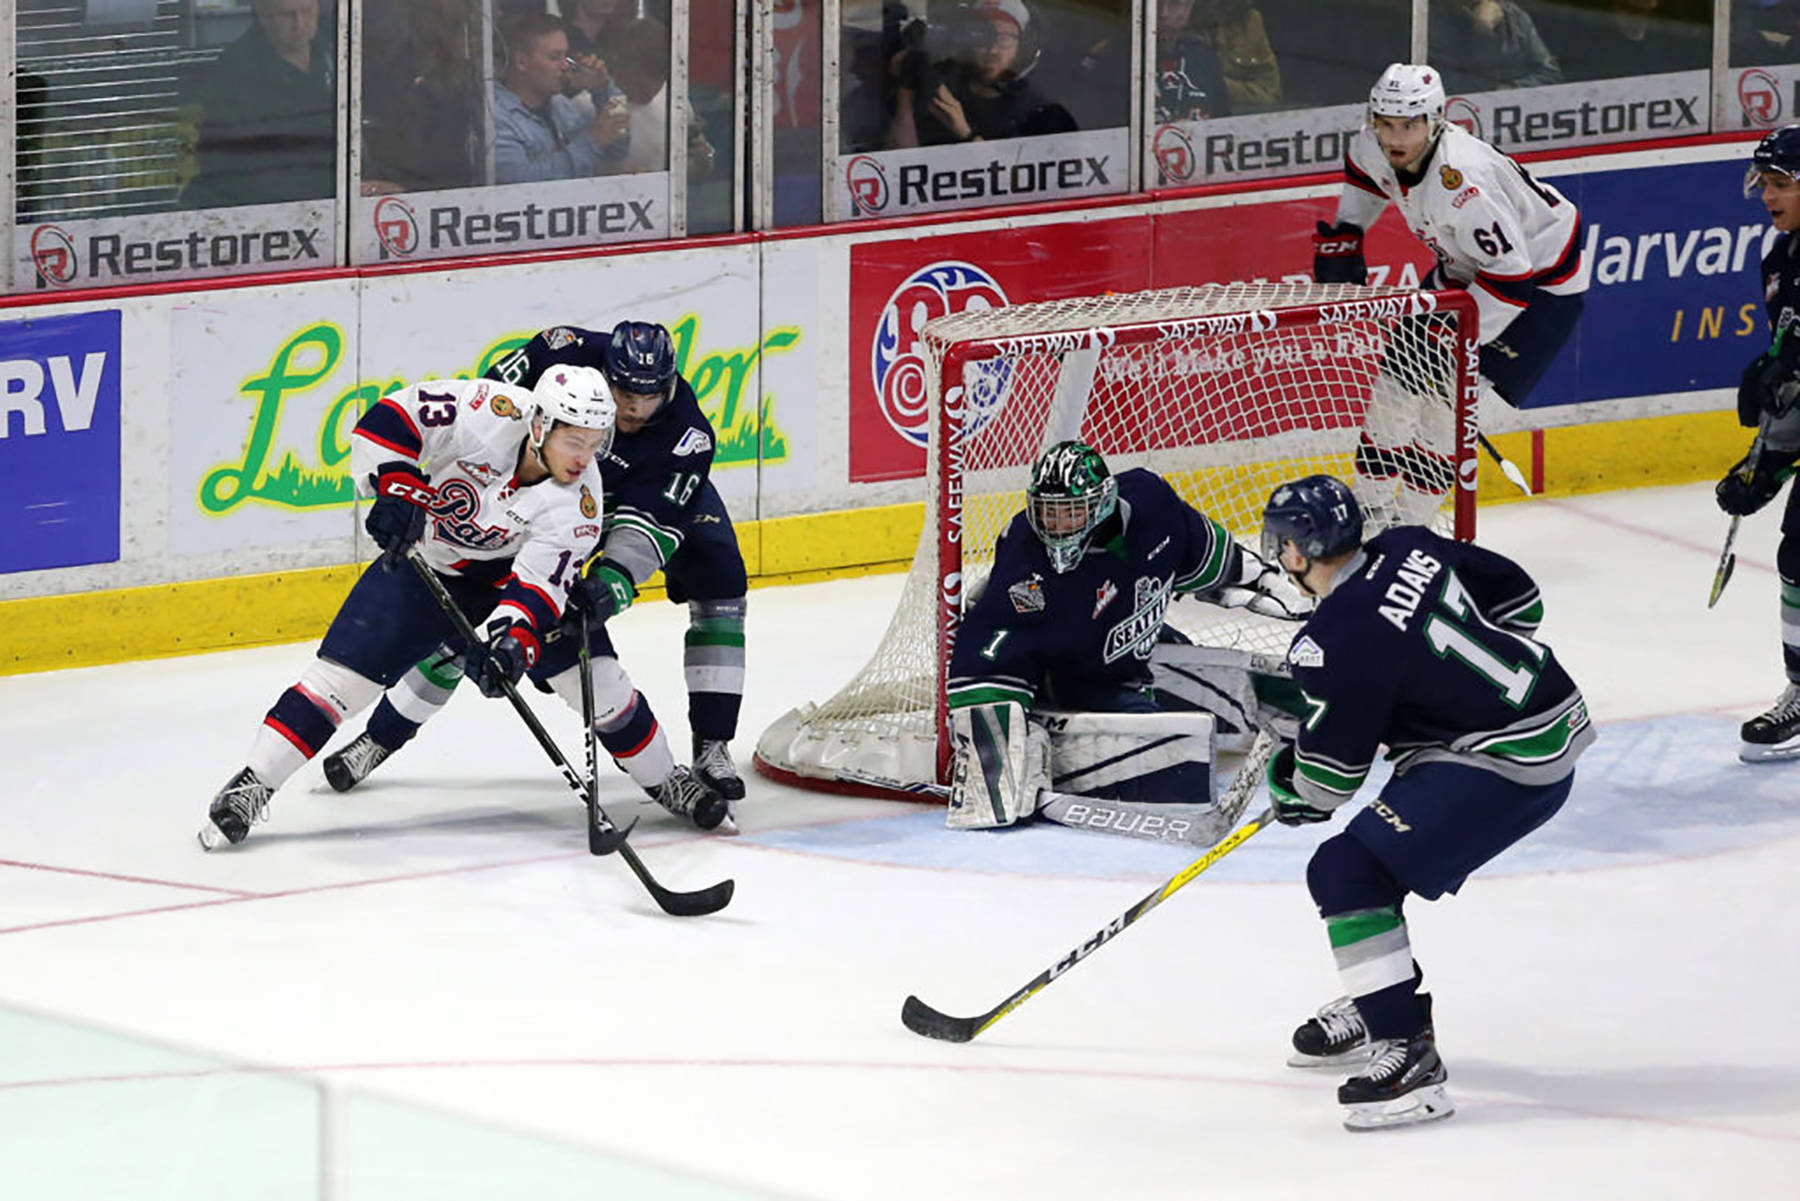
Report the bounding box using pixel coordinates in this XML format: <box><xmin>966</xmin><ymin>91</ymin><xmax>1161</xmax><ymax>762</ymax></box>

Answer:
<box><xmin>1716</xmin><ymin>445</ymin><xmax>1797</xmax><ymax>517</ymax></box>
<box><xmin>1313</xmin><ymin>221</ymin><xmax>1367</xmax><ymax>286</ymax></box>
<box><xmin>366</xmin><ymin>461</ymin><xmax>435</xmax><ymax>566</ymax></box>
<box><xmin>1267</xmin><ymin>744</ymin><xmax>1335</xmax><ymax>826</ymax></box>
<box><xmin>1736</xmin><ymin>350</ymin><xmax>1800</xmax><ymax>427</ymax></box>
<box><xmin>467</xmin><ymin>621</ymin><xmax>538</xmax><ymax>699</ymax></box>
<box><xmin>568</xmin><ymin>557</ymin><xmax>637</xmax><ymax>624</ymax></box>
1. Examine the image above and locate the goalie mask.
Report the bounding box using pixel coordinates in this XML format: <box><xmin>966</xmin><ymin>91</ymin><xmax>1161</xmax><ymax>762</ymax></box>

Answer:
<box><xmin>1028</xmin><ymin>441</ymin><xmax>1118</xmax><ymax>573</ymax></box>
<box><xmin>1745</xmin><ymin>124</ymin><xmax>1800</xmax><ymax>197</ymax></box>
<box><xmin>1260</xmin><ymin>474</ymin><xmax>1363</xmax><ymax>576</ymax></box>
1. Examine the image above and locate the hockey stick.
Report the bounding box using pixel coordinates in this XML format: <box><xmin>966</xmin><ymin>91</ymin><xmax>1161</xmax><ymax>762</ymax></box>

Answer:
<box><xmin>1478</xmin><ymin>433</ymin><xmax>1533</xmax><ymax>496</ymax></box>
<box><xmin>901</xmin><ymin>732</ymin><xmax>1278</xmax><ymax>1043</ymax></box>
<box><xmin>407</xmin><ymin>551</ymin><xmax>734</xmax><ymax>917</ymax></box>
<box><xmin>1711</xmin><ymin>417</ymin><xmax>1777</xmax><ymax>609</ymax></box>
<box><xmin>576</xmin><ymin>614</ymin><xmax>618</xmax><ymax>856</ymax></box>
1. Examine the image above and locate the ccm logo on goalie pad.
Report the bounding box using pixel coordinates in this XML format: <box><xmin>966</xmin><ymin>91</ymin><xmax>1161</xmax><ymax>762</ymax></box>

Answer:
<box><xmin>1316</xmin><ymin>237</ymin><xmax>1361</xmax><ymax>256</ymax></box>
<box><xmin>1055</xmin><ymin>802</ymin><xmax>1195</xmax><ymax>842</ymax></box>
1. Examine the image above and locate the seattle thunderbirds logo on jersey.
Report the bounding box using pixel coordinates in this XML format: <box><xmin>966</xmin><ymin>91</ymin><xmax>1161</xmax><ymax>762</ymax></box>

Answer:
<box><xmin>871</xmin><ymin>261</ymin><xmax>1013</xmax><ymax>448</ymax></box>
<box><xmin>1102</xmin><ymin>577</ymin><xmax>1170</xmax><ymax>664</ymax></box>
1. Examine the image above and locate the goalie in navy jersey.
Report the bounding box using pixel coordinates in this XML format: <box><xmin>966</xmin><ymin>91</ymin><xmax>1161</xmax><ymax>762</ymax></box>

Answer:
<box><xmin>1313</xmin><ymin>62</ymin><xmax>1587</xmax><ymax>527</ymax></box>
<box><xmin>1259</xmin><ymin>474</ymin><xmax>1594</xmax><ymax>1131</ymax></box>
<box><xmin>943</xmin><ymin>441</ymin><xmax>1309</xmax><ymax>845</ymax></box>
<box><xmin>320</xmin><ymin>321</ymin><xmax>750</xmax><ymax>831</ymax></box>
<box><xmin>200</xmin><ymin>367</ymin><xmax>621</xmax><ymax>849</ymax></box>
<box><xmin>1716</xmin><ymin>124</ymin><xmax>1800</xmax><ymax>764</ymax></box>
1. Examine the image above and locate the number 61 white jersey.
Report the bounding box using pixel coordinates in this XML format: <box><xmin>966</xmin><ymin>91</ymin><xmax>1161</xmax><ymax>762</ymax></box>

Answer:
<box><xmin>1336</xmin><ymin>123</ymin><xmax>1588</xmax><ymax>345</ymax></box>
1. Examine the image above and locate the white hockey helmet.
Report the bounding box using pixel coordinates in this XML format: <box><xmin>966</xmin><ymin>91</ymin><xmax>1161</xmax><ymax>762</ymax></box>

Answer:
<box><xmin>1368</xmin><ymin>63</ymin><xmax>1446</xmax><ymax>135</ymax></box>
<box><xmin>531</xmin><ymin>365</ymin><xmax>617</xmax><ymax>455</ymax></box>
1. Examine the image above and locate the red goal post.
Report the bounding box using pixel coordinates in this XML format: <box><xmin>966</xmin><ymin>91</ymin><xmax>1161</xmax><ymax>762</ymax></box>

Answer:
<box><xmin>756</xmin><ymin>282</ymin><xmax>1482</xmax><ymax>800</ymax></box>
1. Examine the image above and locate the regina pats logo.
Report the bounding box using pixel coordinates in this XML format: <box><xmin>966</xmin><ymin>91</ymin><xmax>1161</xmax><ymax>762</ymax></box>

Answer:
<box><xmin>1740</xmin><ymin>69</ymin><xmax>1781</xmax><ymax>126</ymax></box>
<box><xmin>1153</xmin><ymin>126</ymin><xmax>1196</xmax><ymax>183</ymax></box>
<box><xmin>1445</xmin><ymin>96</ymin><xmax>1482</xmax><ymax>140</ymax></box>
<box><xmin>846</xmin><ymin>155</ymin><xmax>892</xmax><ymax>215</ymax></box>
<box><xmin>30</xmin><ymin>225</ymin><xmax>79</xmax><ymax>287</ymax></box>
<box><xmin>871</xmin><ymin>261</ymin><xmax>1010</xmax><ymax>446</ymax></box>
<box><xmin>373</xmin><ymin>196</ymin><xmax>420</xmax><ymax>258</ymax></box>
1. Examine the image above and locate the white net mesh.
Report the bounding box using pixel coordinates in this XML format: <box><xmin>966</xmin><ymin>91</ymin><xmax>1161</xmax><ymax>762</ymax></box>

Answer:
<box><xmin>756</xmin><ymin>282</ymin><xmax>1476</xmax><ymax>796</ymax></box>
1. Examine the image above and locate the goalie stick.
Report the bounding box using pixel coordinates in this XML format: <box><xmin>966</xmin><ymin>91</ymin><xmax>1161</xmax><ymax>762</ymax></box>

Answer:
<box><xmin>407</xmin><ymin>551</ymin><xmax>734</xmax><ymax>917</ymax></box>
<box><xmin>900</xmin><ymin>732</ymin><xmax>1277</xmax><ymax>1043</ymax></box>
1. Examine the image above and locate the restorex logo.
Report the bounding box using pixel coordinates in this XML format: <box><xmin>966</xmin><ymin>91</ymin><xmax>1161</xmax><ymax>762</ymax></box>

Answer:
<box><xmin>845</xmin><ymin>155</ymin><xmax>892</xmax><ymax>215</ymax></box>
<box><xmin>374</xmin><ymin>196</ymin><xmax>657</xmax><ymax>261</ymax></box>
<box><xmin>28</xmin><ymin>221</ymin><xmax>325</xmax><ymax>289</ymax></box>
<box><xmin>870</xmin><ymin>261</ymin><xmax>1011</xmax><ymax>447</ymax></box>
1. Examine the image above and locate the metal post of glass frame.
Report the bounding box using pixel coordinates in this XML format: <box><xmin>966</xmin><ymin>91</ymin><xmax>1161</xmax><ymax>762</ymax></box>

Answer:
<box><xmin>671</xmin><ymin>0</ymin><xmax>692</xmax><ymax>237</ymax></box>
<box><xmin>1410</xmin><ymin>0</ymin><xmax>1427</xmax><ymax>65</ymax></box>
<box><xmin>345</xmin><ymin>0</ymin><xmax>362</xmax><ymax>235</ymax></box>
<box><xmin>751</xmin><ymin>0</ymin><xmax>775</xmax><ymax>229</ymax></box>
<box><xmin>1711</xmin><ymin>0</ymin><xmax>1731</xmax><ymax>133</ymax></box>
<box><xmin>482</xmin><ymin>1</ymin><xmax>497</xmax><ymax>187</ymax></box>
<box><xmin>734</xmin><ymin>0</ymin><xmax>747</xmax><ymax>230</ymax></box>
<box><xmin>820</xmin><ymin>0</ymin><xmax>840</xmax><ymax>221</ymax></box>
<box><xmin>1139</xmin><ymin>0</ymin><xmax>1157</xmax><ymax>192</ymax></box>
<box><xmin>1</xmin><ymin>5</ymin><xmax>16</xmax><ymax>293</ymax></box>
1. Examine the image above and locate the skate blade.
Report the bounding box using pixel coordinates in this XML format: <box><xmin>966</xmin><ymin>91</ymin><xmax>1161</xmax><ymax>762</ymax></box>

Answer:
<box><xmin>1342</xmin><ymin>1084</ymin><xmax>1454</xmax><ymax>1132</ymax></box>
<box><xmin>715</xmin><ymin>807</ymin><xmax>741</xmax><ymax>837</ymax></box>
<box><xmin>197</xmin><ymin>824</ymin><xmax>231</xmax><ymax>852</ymax></box>
<box><xmin>1738</xmin><ymin>739</ymin><xmax>1800</xmax><ymax>763</ymax></box>
<box><xmin>1288</xmin><ymin>1046</ymin><xmax>1376</xmax><ymax>1069</ymax></box>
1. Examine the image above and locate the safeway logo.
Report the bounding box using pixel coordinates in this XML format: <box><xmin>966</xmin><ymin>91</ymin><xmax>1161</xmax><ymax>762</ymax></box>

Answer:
<box><xmin>1740</xmin><ymin>69</ymin><xmax>1782</xmax><ymax>126</ymax></box>
<box><xmin>1446</xmin><ymin>96</ymin><xmax>1482</xmax><ymax>139</ymax></box>
<box><xmin>871</xmin><ymin>261</ymin><xmax>1011</xmax><ymax>447</ymax></box>
<box><xmin>29</xmin><ymin>225</ymin><xmax>79</xmax><ymax>287</ymax></box>
<box><xmin>373</xmin><ymin>196</ymin><xmax>420</xmax><ymax>259</ymax></box>
<box><xmin>846</xmin><ymin>155</ymin><xmax>891</xmax><ymax>215</ymax></box>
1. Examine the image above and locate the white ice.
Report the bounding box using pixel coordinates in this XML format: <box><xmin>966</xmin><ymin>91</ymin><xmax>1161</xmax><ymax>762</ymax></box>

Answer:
<box><xmin>1</xmin><ymin>481</ymin><xmax>1797</xmax><ymax>1200</ymax></box>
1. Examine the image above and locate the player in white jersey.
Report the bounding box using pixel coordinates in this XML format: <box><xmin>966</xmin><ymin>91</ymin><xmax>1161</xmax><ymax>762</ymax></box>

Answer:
<box><xmin>1313</xmin><ymin>62</ymin><xmax>1588</xmax><ymax>526</ymax></box>
<box><xmin>199</xmin><ymin>366</ymin><xmax>618</xmax><ymax>849</ymax></box>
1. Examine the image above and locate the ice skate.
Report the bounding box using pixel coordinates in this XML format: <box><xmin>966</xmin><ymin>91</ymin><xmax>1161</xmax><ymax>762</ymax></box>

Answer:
<box><xmin>1338</xmin><ymin>1028</ymin><xmax>1454</xmax><ymax>1132</ymax></box>
<box><xmin>1740</xmin><ymin>683</ymin><xmax>1800</xmax><ymax>763</ymax></box>
<box><xmin>322</xmin><ymin>732</ymin><xmax>392</xmax><ymax>793</ymax></box>
<box><xmin>648</xmin><ymin>765</ymin><xmax>735</xmax><ymax>833</ymax></box>
<box><xmin>1288</xmin><ymin>995</ymin><xmax>1371</xmax><ymax>1068</ymax></box>
<box><xmin>199</xmin><ymin>767</ymin><xmax>272</xmax><ymax>850</ymax></box>
<box><xmin>693</xmin><ymin>737</ymin><xmax>746</xmax><ymax>802</ymax></box>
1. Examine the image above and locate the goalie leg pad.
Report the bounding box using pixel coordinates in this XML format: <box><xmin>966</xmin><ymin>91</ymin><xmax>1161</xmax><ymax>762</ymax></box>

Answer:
<box><xmin>947</xmin><ymin>702</ymin><xmax>1050</xmax><ymax>829</ymax></box>
<box><xmin>1041</xmin><ymin>708</ymin><xmax>1215</xmax><ymax>805</ymax></box>
<box><xmin>1037</xmin><ymin>791</ymin><xmax>1220</xmax><ymax>846</ymax></box>
<box><xmin>1150</xmin><ymin>643</ymin><xmax>1299</xmax><ymax>749</ymax></box>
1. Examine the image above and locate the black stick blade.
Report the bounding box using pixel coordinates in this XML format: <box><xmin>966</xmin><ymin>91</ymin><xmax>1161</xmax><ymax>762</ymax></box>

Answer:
<box><xmin>589</xmin><ymin>815</ymin><xmax>636</xmax><ymax>857</ymax></box>
<box><xmin>649</xmin><ymin>875</ymin><xmax>735</xmax><ymax>917</ymax></box>
<box><xmin>1709</xmin><ymin>553</ymin><xmax>1735</xmax><ymax>609</ymax></box>
<box><xmin>901</xmin><ymin>994</ymin><xmax>984</xmax><ymax>1043</ymax></box>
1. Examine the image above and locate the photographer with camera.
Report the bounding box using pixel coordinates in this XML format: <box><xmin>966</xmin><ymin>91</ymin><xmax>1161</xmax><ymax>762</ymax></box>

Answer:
<box><xmin>885</xmin><ymin>0</ymin><xmax>1072</xmax><ymax>148</ymax></box>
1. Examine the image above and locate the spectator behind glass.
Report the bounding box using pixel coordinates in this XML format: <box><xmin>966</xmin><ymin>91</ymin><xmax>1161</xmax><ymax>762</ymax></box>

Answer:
<box><xmin>887</xmin><ymin>0</ymin><xmax>1073</xmax><ymax>147</ymax></box>
<box><xmin>1541</xmin><ymin>0</ymin><xmax>1707</xmax><ymax>82</ymax></box>
<box><xmin>1193</xmin><ymin>0</ymin><xmax>1280</xmax><ymax>108</ymax></box>
<box><xmin>491</xmin><ymin>12</ymin><xmax>630</xmax><ymax>184</ymax></box>
<box><xmin>183</xmin><ymin>0</ymin><xmax>335</xmax><ymax>210</ymax></box>
<box><xmin>1429</xmin><ymin>0</ymin><xmax>1562</xmax><ymax>93</ymax></box>
<box><xmin>1154</xmin><ymin>0</ymin><xmax>1233</xmax><ymax>122</ymax></box>
<box><xmin>361</xmin><ymin>0</ymin><xmax>481</xmax><ymax>195</ymax></box>
<box><xmin>607</xmin><ymin>16</ymin><xmax>720</xmax><ymax>177</ymax></box>
<box><xmin>1733</xmin><ymin>0</ymin><xmax>1800</xmax><ymax>65</ymax></box>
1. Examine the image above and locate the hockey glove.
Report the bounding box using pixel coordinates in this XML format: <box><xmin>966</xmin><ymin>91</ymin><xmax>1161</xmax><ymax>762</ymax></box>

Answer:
<box><xmin>1716</xmin><ymin>445</ymin><xmax>1797</xmax><ymax>517</ymax></box>
<box><xmin>1313</xmin><ymin>221</ymin><xmax>1367</xmax><ymax>286</ymax></box>
<box><xmin>1267</xmin><ymin>744</ymin><xmax>1334</xmax><ymax>826</ymax></box>
<box><xmin>1736</xmin><ymin>351</ymin><xmax>1800</xmax><ymax>427</ymax></box>
<box><xmin>568</xmin><ymin>558</ymin><xmax>637</xmax><ymax>624</ymax></box>
<box><xmin>1212</xmin><ymin>548</ymin><xmax>1313</xmax><ymax>621</ymax></box>
<box><xmin>366</xmin><ymin>462</ymin><xmax>435</xmax><ymax>566</ymax></box>
<box><xmin>467</xmin><ymin>621</ymin><xmax>538</xmax><ymax>699</ymax></box>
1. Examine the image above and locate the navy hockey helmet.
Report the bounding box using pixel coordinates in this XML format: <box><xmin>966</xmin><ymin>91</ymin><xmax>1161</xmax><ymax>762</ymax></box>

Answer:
<box><xmin>603</xmin><ymin>321</ymin><xmax>677</xmax><ymax>432</ymax></box>
<box><xmin>1745</xmin><ymin>124</ymin><xmax>1800</xmax><ymax>197</ymax></box>
<box><xmin>1260</xmin><ymin>474</ymin><xmax>1363</xmax><ymax>572</ymax></box>
<box><xmin>1027</xmin><ymin>440</ymin><xmax>1118</xmax><ymax>574</ymax></box>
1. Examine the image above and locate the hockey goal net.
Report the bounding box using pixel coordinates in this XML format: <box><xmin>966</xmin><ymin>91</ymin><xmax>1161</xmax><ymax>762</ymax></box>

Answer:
<box><xmin>755</xmin><ymin>282</ymin><xmax>1481</xmax><ymax>799</ymax></box>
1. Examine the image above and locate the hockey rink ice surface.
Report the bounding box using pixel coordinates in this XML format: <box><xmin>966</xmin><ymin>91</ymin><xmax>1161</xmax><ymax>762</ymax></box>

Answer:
<box><xmin>2</xmin><ymin>480</ymin><xmax>1797</xmax><ymax>1200</ymax></box>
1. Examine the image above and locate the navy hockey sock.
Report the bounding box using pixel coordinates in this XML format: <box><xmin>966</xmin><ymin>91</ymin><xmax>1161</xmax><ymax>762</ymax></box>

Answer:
<box><xmin>264</xmin><ymin>684</ymin><xmax>340</xmax><ymax>759</ymax></box>
<box><xmin>365</xmin><ymin>695</ymin><xmax>424</xmax><ymax>752</ymax></box>
<box><xmin>1309</xmin><ymin>833</ymin><xmax>1426</xmax><ymax>1040</ymax></box>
